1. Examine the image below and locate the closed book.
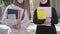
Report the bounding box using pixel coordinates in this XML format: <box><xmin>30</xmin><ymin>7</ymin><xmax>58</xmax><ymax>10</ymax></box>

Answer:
<box><xmin>37</xmin><ymin>7</ymin><xmax>52</xmax><ymax>20</ymax></box>
<box><xmin>7</xmin><ymin>9</ymin><xmax>20</xmax><ymax>19</ymax></box>
<box><xmin>37</xmin><ymin>9</ymin><xmax>46</xmax><ymax>20</ymax></box>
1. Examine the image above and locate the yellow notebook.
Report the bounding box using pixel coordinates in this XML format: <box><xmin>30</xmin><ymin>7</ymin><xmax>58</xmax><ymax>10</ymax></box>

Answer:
<box><xmin>37</xmin><ymin>10</ymin><xmax>46</xmax><ymax>20</ymax></box>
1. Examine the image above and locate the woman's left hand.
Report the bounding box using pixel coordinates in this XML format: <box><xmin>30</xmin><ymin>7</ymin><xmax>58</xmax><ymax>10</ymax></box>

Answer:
<box><xmin>44</xmin><ymin>17</ymin><xmax>51</xmax><ymax>23</ymax></box>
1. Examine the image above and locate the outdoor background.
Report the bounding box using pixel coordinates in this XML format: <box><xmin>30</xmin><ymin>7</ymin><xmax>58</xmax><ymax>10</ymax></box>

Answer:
<box><xmin>0</xmin><ymin>0</ymin><xmax>60</xmax><ymax>34</ymax></box>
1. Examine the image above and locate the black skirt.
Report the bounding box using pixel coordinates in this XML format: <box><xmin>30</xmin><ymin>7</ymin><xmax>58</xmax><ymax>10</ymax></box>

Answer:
<box><xmin>36</xmin><ymin>24</ymin><xmax>57</xmax><ymax>34</ymax></box>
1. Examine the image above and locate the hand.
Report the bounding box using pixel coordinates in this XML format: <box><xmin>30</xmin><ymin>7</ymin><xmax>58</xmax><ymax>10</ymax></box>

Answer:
<box><xmin>37</xmin><ymin>18</ymin><xmax>51</xmax><ymax>26</ymax></box>
<box><xmin>10</xmin><ymin>18</ymin><xmax>21</xmax><ymax>30</ymax></box>
<box><xmin>44</xmin><ymin>17</ymin><xmax>51</xmax><ymax>24</ymax></box>
<box><xmin>13</xmin><ymin>24</ymin><xmax>21</xmax><ymax>29</ymax></box>
<box><xmin>17</xmin><ymin>18</ymin><xmax>21</xmax><ymax>24</ymax></box>
<box><xmin>12</xmin><ymin>18</ymin><xmax>21</xmax><ymax>29</ymax></box>
<box><xmin>10</xmin><ymin>23</ymin><xmax>21</xmax><ymax>30</ymax></box>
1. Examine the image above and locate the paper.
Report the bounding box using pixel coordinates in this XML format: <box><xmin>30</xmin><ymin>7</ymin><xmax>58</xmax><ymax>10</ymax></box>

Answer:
<box><xmin>8</xmin><ymin>14</ymin><xmax>16</xmax><ymax>19</ymax></box>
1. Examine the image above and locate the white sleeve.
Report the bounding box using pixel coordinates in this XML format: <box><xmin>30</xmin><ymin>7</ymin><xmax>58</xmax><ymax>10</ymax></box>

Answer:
<box><xmin>1</xmin><ymin>6</ymin><xmax>17</xmax><ymax>26</ymax></box>
<box><xmin>21</xmin><ymin>10</ymin><xmax>30</xmax><ymax>28</ymax></box>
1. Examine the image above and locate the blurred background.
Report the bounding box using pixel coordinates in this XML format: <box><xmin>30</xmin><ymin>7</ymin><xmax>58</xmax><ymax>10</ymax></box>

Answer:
<box><xmin>0</xmin><ymin>0</ymin><xmax>60</xmax><ymax>34</ymax></box>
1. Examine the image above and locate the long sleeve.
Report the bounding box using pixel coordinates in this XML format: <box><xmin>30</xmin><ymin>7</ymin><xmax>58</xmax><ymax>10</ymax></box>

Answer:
<box><xmin>33</xmin><ymin>9</ymin><xmax>45</xmax><ymax>24</ymax></box>
<box><xmin>33</xmin><ymin>9</ymin><xmax>38</xmax><ymax>24</ymax></box>
<box><xmin>21</xmin><ymin>10</ymin><xmax>30</xmax><ymax>28</ymax></box>
<box><xmin>51</xmin><ymin>7</ymin><xmax>58</xmax><ymax>24</ymax></box>
<box><xmin>1</xmin><ymin>6</ymin><xmax>17</xmax><ymax>26</ymax></box>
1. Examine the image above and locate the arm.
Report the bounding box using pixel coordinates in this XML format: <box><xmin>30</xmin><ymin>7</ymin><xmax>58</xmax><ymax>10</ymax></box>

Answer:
<box><xmin>33</xmin><ymin>9</ymin><xmax>38</xmax><ymax>24</ymax></box>
<box><xmin>51</xmin><ymin>7</ymin><xmax>58</xmax><ymax>24</ymax></box>
<box><xmin>21</xmin><ymin>10</ymin><xmax>30</xmax><ymax>28</ymax></box>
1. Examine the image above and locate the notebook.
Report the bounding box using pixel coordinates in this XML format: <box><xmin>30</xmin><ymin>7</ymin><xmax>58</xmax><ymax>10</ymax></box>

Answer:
<box><xmin>7</xmin><ymin>9</ymin><xmax>20</xmax><ymax>19</ymax></box>
<box><xmin>37</xmin><ymin>7</ymin><xmax>52</xmax><ymax>20</ymax></box>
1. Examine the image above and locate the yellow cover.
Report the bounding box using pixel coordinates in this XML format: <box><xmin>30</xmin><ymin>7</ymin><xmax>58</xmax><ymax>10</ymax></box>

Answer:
<box><xmin>37</xmin><ymin>10</ymin><xmax>46</xmax><ymax>20</ymax></box>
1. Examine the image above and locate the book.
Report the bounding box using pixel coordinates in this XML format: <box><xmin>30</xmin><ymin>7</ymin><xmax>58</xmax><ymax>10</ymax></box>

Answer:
<box><xmin>37</xmin><ymin>7</ymin><xmax>52</xmax><ymax>20</ymax></box>
<box><xmin>37</xmin><ymin>9</ymin><xmax>46</xmax><ymax>20</ymax></box>
<box><xmin>7</xmin><ymin>9</ymin><xmax>20</xmax><ymax>19</ymax></box>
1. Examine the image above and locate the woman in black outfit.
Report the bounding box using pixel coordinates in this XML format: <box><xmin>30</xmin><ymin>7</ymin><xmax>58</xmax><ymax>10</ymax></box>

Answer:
<box><xmin>33</xmin><ymin>0</ymin><xmax>58</xmax><ymax>34</ymax></box>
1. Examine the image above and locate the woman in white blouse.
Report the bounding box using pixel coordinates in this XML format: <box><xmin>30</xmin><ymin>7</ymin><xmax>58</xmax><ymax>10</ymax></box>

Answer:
<box><xmin>1</xmin><ymin>0</ymin><xmax>30</xmax><ymax>34</ymax></box>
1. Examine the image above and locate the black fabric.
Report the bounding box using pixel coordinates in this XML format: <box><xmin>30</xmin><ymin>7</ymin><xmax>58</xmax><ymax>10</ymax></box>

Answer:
<box><xmin>51</xmin><ymin>7</ymin><xmax>58</xmax><ymax>24</ymax></box>
<box><xmin>40</xmin><ymin>0</ymin><xmax>50</xmax><ymax>7</ymax></box>
<box><xmin>36</xmin><ymin>25</ymin><xmax>57</xmax><ymax>34</ymax></box>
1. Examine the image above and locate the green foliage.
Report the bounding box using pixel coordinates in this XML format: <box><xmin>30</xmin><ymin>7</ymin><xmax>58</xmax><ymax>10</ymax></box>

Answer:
<box><xmin>2</xmin><ymin>0</ymin><xmax>13</xmax><ymax>6</ymax></box>
<box><xmin>58</xmin><ymin>15</ymin><xmax>60</xmax><ymax>18</ymax></box>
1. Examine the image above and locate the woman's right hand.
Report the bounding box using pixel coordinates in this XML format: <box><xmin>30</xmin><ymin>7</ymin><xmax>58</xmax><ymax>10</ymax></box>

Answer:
<box><xmin>10</xmin><ymin>18</ymin><xmax>21</xmax><ymax>30</ymax></box>
<box><xmin>12</xmin><ymin>23</ymin><xmax>21</xmax><ymax>29</ymax></box>
<box><xmin>17</xmin><ymin>18</ymin><xmax>21</xmax><ymax>24</ymax></box>
<box><xmin>37</xmin><ymin>17</ymin><xmax>51</xmax><ymax>26</ymax></box>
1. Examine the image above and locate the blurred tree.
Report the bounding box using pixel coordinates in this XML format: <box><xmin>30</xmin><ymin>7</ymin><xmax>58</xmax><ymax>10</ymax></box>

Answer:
<box><xmin>0</xmin><ymin>0</ymin><xmax>2</xmax><ymax>5</ymax></box>
<box><xmin>2</xmin><ymin>0</ymin><xmax>13</xmax><ymax>6</ymax></box>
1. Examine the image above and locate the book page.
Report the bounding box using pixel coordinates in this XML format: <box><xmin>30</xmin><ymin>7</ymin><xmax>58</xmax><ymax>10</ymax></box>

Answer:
<box><xmin>8</xmin><ymin>14</ymin><xmax>16</xmax><ymax>19</ymax></box>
